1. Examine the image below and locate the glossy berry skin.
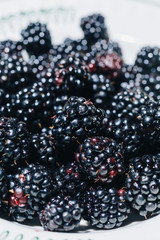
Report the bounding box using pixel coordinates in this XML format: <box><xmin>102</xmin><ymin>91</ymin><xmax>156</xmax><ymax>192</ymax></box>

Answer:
<box><xmin>0</xmin><ymin>167</ymin><xmax>8</xmax><ymax>209</ymax></box>
<box><xmin>76</xmin><ymin>137</ymin><xmax>124</xmax><ymax>184</ymax></box>
<box><xmin>0</xmin><ymin>117</ymin><xmax>31</xmax><ymax>169</ymax></box>
<box><xmin>39</xmin><ymin>195</ymin><xmax>82</xmax><ymax>232</ymax></box>
<box><xmin>53</xmin><ymin>162</ymin><xmax>87</xmax><ymax>198</ymax></box>
<box><xmin>8</xmin><ymin>164</ymin><xmax>53</xmax><ymax>222</ymax></box>
<box><xmin>126</xmin><ymin>154</ymin><xmax>160</xmax><ymax>217</ymax></box>
<box><xmin>82</xmin><ymin>186</ymin><xmax>130</xmax><ymax>229</ymax></box>
<box><xmin>80</xmin><ymin>14</ymin><xmax>108</xmax><ymax>44</ymax></box>
<box><xmin>52</xmin><ymin>96</ymin><xmax>104</xmax><ymax>151</ymax></box>
<box><xmin>21</xmin><ymin>22</ymin><xmax>52</xmax><ymax>55</ymax></box>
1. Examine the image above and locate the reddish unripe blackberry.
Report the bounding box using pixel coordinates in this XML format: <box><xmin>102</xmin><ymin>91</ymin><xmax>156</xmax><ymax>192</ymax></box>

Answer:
<box><xmin>82</xmin><ymin>186</ymin><xmax>130</xmax><ymax>229</ymax></box>
<box><xmin>76</xmin><ymin>137</ymin><xmax>124</xmax><ymax>183</ymax></box>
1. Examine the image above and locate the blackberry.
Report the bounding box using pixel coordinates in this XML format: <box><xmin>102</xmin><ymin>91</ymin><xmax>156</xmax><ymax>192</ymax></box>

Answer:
<box><xmin>53</xmin><ymin>162</ymin><xmax>87</xmax><ymax>198</ymax></box>
<box><xmin>54</xmin><ymin>56</ymin><xmax>91</xmax><ymax>98</ymax></box>
<box><xmin>76</xmin><ymin>137</ymin><xmax>124</xmax><ymax>184</ymax></box>
<box><xmin>31</xmin><ymin>132</ymin><xmax>58</xmax><ymax>169</ymax></box>
<box><xmin>80</xmin><ymin>14</ymin><xmax>108</xmax><ymax>44</ymax></box>
<box><xmin>91</xmin><ymin>39</ymin><xmax>122</xmax><ymax>56</ymax></box>
<box><xmin>52</xmin><ymin>96</ymin><xmax>104</xmax><ymax>150</ymax></box>
<box><xmin>53</xmin><ymin>95</ymin><xmax>68</xmax><ymax>113</ymax></box>
<box><xmin>21</xmin><ymin>22</ymin><xmax>52</xmax><ymax>55</ymax></box>
<box><xmin>82</xmin><ymin>186</ymin><xmax>130</xmax><ymax>229</ymax></box>
<box><xmin>0</xmin><ymin>167</ymin><xmax>8</xmax><ymax>209</ymax></box>
<box><xmin>90</xmin><ymin>73</ymin><xmax>115</xmax><ymax>108</ymax></box>
<box><xmin>0</xmin><ymin>117</ymin><xmax>31</xmax><ymax>169</ymax></box>
<box><xmin>40</xmin><ymin>195</ymin><xmax>82</xmax><ymax>232</ymax></box>
<box><xmin>8</xmin><ymin>164</ymin><xmax>53</xmax><ymax>222</ymax></box>
<box><xmin>135</xmin><ymin>46</ymin><xmax>160</xmax><ymax>74</ymax></box>
<box><xmin>0</xmin><ymin>40</ymin><xmax>23</xmax><ymax>56</ymax></box>
<box><xmin>126</xmin><ymin>154</ymin><xmax>160</xmax><ymax>217</ymax></box>
<box><xmin>0</xmin><ymin>54</ymin><xmax>35</xmax><ymax>93</ymax></box>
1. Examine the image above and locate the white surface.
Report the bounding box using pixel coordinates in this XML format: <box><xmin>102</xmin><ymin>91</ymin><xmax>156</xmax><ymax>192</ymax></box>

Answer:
<box><xmin>0</xmin><ymin>0</ymin><xmax>160</xmax><ymax>239</ymax></box>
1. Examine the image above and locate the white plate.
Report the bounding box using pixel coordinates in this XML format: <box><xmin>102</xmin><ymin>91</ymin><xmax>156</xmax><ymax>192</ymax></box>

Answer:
<box><xmin>0</xmin><ymin>0</ymin><xmax>160</xmax><ymax>239</ymax></box>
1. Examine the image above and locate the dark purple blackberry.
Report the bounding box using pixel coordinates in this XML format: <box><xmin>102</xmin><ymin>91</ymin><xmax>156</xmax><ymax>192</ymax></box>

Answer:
<box><xmin>53</xmin><ymin>95</ymin><xmax>68</xmax><ymax>113</ymax></box>
<box><xmin>0</xmin><ymin>167</ymin><xmax>8</xmax><ymax>209</ymax></box>
<box><xmin>0</xmin><ymin>40</ymin><xmax>23</xmax><ymax>56</ymax></box>
<box><xmin>0</xmin><ymin>117</ymin><xmax>31</xmax><ymax>169</ymax></box>
<box><xmin>31</xmin><ymin>132</ymin><xmax>58</xmax><ymax>169</ymax></box>
<box><xmin>52</xmin><ymin>96</ymin><xmax>104</xmax><ymax>151</ymax></box>
<box><xmin>8</xmin><ymin>164</ymin><xmax>53</xmax><ymax>222</ymax></box>
<box><xmin>90</xmin><ymin>74</ymin><xmax>115</xmax><ymax>108</ymax></box>
<box><xmin>91</xmin><ymin>39</ymin><xmax>122</xmax><ymax>56</ymax></box>
<box><xmin>53</xmin><ymin>162</ymin><xmax>87</xmax><ymax>198</ymax></box>
<box><xmin>126</xmin><ymin>154</ymin><xmax>160</xmax><ymax>217</ymax></box>
<box><xmin>0</xmin><ymin>54</ymin><xmax>35</xmax><ymax>93</ymax></box>
<box><xmin>82</xmin><ymin>186</ymin><xmax>130</xmax><ymax>229</ymax></box>
<box><xmin>0</xmin><ymin>92</ymin><xmax>14</xmax><ymax>118</ymax></box>
<box><xmin>11</xmin><ymin>81</ymin><xmax>55</xmax><ymax>132</ymax></box>
<box><xmin>135</xmin><ymin>46</ymin><xmax>160</xmax><ymax>74</ymax></box>
<box><xmin>54</xmin><ymin>56</ymin><xmax>91</xmax><ymax>98</ymax></box>
<box><xmin>76</xmin><ymin>137</ymin><xmax>124</xmax><ymax>183</ymax></box>
<box><xmin>40</xmin><ymin>195</ymin><xmax>82</xmax><ymax>232</ymax></box>
<box><xmin>80</xmin><ymin>14</ymin><xmax>108</xmax><ymax>44</ymax></box>
<box><xmin>21</xmin><ymin>22</ymin><xmax>52</xmax><ymax>55</ymax></box>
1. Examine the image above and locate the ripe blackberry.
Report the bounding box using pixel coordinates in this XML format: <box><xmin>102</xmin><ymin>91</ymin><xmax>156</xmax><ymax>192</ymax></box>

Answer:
<box><xmin>8</xmin><ymin>164</ymin><xmax>53</xmax><ymax>222</ymax></box>
<box><xmin>53</xmin><ymin>162</ymin><xmax>87</xmax><ymax>198</ymax></box>
<box><xmin>126</xmin><ymin>154</ymin><xmax>160</xmax><ymax>217</ymax></box>
<box><xmin>82</xmin><ymin>186</ymin><xmax>130</xmax><ymax>229</ymax></box>
<box><xmin>135</xmin><ymin>46</ymin><xmax>160</xmax><ymax>74</ymax></box>
<box><xmin>0</xmin><ymin>167</ymin><xmax>8</xmax><ymax>209</ymax></box>
<box><xmin>0</xmin><ymin>54</ymin><xmax>35</xmax><ymax>93</ymax></box>
<box><xmin>21</xmin><ymin>22</ymin><xmax>52</xmax><ymax>55</ymax></box>
<box><xmin>54</xmin><ymin>56</ymin><xmax>91</xmax><ymax>98</ymax></box>
<box><xmin>91</xmin><ymin>39</ymin><xmax>122</xmax><ymax>56</ymax></box>
<box><xmin>53</xmin><ymin>95</ymin><xmax>68</xmax><ymax>113</ymax></box>
<box><xmin>31</xmin><ymin>132</ymin><xmax>58</xmax><ymax>169</ymax></box>
<box><xmin>90</xmin><ymin>74</ymin><xmax>115</xmax><ymax>108</ymax></box>
<box><xmin>0</xmin><ymin>117</ymin><xmax>31</xmax><ymax>169</ymax></box>
<box><xmin>40</xmin><ymin>195</ymin><xmax>82</xmax><ymax>232</ymax></box>
<box><xmin>52</xmin><ymin>96</ymin><xmax>104</xmax><ymax>150</ymax></box>
<box><xmin>76</xmin><ymin>137</ymin><xmax>124</xmax><ymax>183</ymax></box>
<box><xmin>80</xmin><ymin>14</ymin><xmax>108</xmax><ymax>44</ymax></box>
<box><xmin>0</xmin><ymin>40</ymin><xmax>23</xmax><ymax>56</ymax></box>
<box><xmin>12</xmin><ymin>81</ymin><xmax>55</xmax><ymax>132</ymax></box>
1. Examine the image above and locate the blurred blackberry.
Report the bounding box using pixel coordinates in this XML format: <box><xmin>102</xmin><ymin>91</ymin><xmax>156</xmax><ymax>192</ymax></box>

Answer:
<box><xmin>53</xmin><ymin>95</ymin><xmax>68</xmax><ymax>113</ymax></box>
<box><xmin>82</xmin><ymin>186</ymin><xmax>130</xmax><ymax>229</ymax></box>
<box><xmin>80</xmin><ymin>14</ymin><xmax>108</xmax><ymax>44</ymax></box>
<box><xmin>31</xmin><ymin>132</ymin><xmax>58</xmax><ymax>169</ymax></box>
<box><xmin>0</xmin><ymin>92</ymin><xmax>14</xmax><ymax>118</ymax></box>
<box><xmin>90</xmin><ymin>74</ymin><xmax>115</xmax><ymax>108</ymax></box>
<box><xmin>0</xmin><ymin>167</ymin><xmax>8</xmax><ymax>209</ymax></box>
<box><xmin>135</xmin><ymin>46</ymin><xmax>160</xmax><ymax>74</ymax></box>
<box><xmin>53</xmin><ymin>162</ymin><xmax>87</xmax><ymax>198</ymax></box>
<box><xmin>41</xmin><ymin>127</ymin><xmax>52</xmax><ymax>135</ymax></box>
<box><xmin>0</xmin><ymin>54</ymin><xmax>35</xmax><ymax>93</ymax></box>
<box><xmin>54</xmin><ymin>56</ymin><xmax>91</xmax><ymax>98</ymax></box>
<box><xmin>12</xmin><ymin>81</ymin><xmax>55</xmax><ymax>132</ymax></box>
<box><xmin>40</xmin><ymin>195</ymin><xmax>82</xmax><ymax>232</ymax></box>
<box><xmin>0</xmin><ymin>117</ymin><xmax>31</xmax><ymax>169</ymax></box>
<box><xmin>21</xmin><ymin>22</ymin><xmax>52</xmax><ymax>55</ymax></box>
<box><xmin>76</xmin><ymin>136</ymin><xmax>124</xmax><ymax>184</ymax></box>
<box><xmin>8</xmin><ymin>164</ymin><xmax>53</xmax><ymax>222</ymax></box>
<box><xmin>91</xmin><ymin>39</ymin><xmax>122</xmax><ymax>56</ymax></box>
<box><xmin>52</xmin><ymin>96</ymin><xmax>104</xmax><ymax>151</ymax></box>
<box><xmin>0</xmin><ymin>40</ymin><xmax>23</xmax><ymax>56</ymax></box>
<box><xmin>126</xmin><ymin>154</ymin><xmax>160</xmax><ymax>217</ymax></box>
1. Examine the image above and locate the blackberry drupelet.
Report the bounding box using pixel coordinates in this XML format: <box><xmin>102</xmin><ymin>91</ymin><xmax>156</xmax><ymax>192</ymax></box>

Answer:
<box><xmin>8</xmin><ymin>164</ymin><xmax>53</xmax><ymax>222</ymax></box>
<box><xmin>0</xmin><ymin>167</ymin><xmax>8</xmax><ymax>209</ymax></box>
<box><xmin>52</xmin><ymin>96</ymin><xmax>104</xmax><ymax>151</ymax></box>
<box><xmin>82</xmin><ymin>186</ymin><xmax>130</xmax><ymax>229</ymax></box>
<box><xmin>0</xmin><ymin>54</ymin><xmax>35</xmax><ymax>93</ymax></box>
<box><xmin>90</xmin><ymin>73</ymin><xmax>115</xmax><ymax>108</ymax></box>
<box><xmin>135</xmin><ymin>46</ymin><xmax>160</xmax><ymax>74</ymax></box>
<box><xmin>80</xmin><ymin>14</ymin><xmax>108</xmax><ymax>44</ymax></box>
<box><xmin>126</xmin><ymin>154</ymin><xmax>160</xmax><ymax>217</ymax></box>
<box><xmin>32</xmin><ymin>132</ymin><xmax>58</xmax><ymax>169</ymax></box>
<box><xmin>76</xmin><ymin>137</ymin><xmax>124</xmax><ymax>183</ymax></box>
<box><xmin>21</xmin><ymin>22</ymin><xmax>52</xmax><ymax>55</ymax></box>
<box><xmin>0</xmin><ymin>117</ymin><xmax>31</xmax><ymax>169</ymax></box>
<box><xmin>91</xmin><ymin>39</ymin><xmax>122</xmax><ymax>56</ymax></box>
<box><xmin>40</xmin><ymin>195</ymin><xmax>82</xmax><ymax>232</ymax></box>
<box><xmin>53</xmin><ymin>162</ymin><xmax>87</xmax><ymax>198</ymax></box>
